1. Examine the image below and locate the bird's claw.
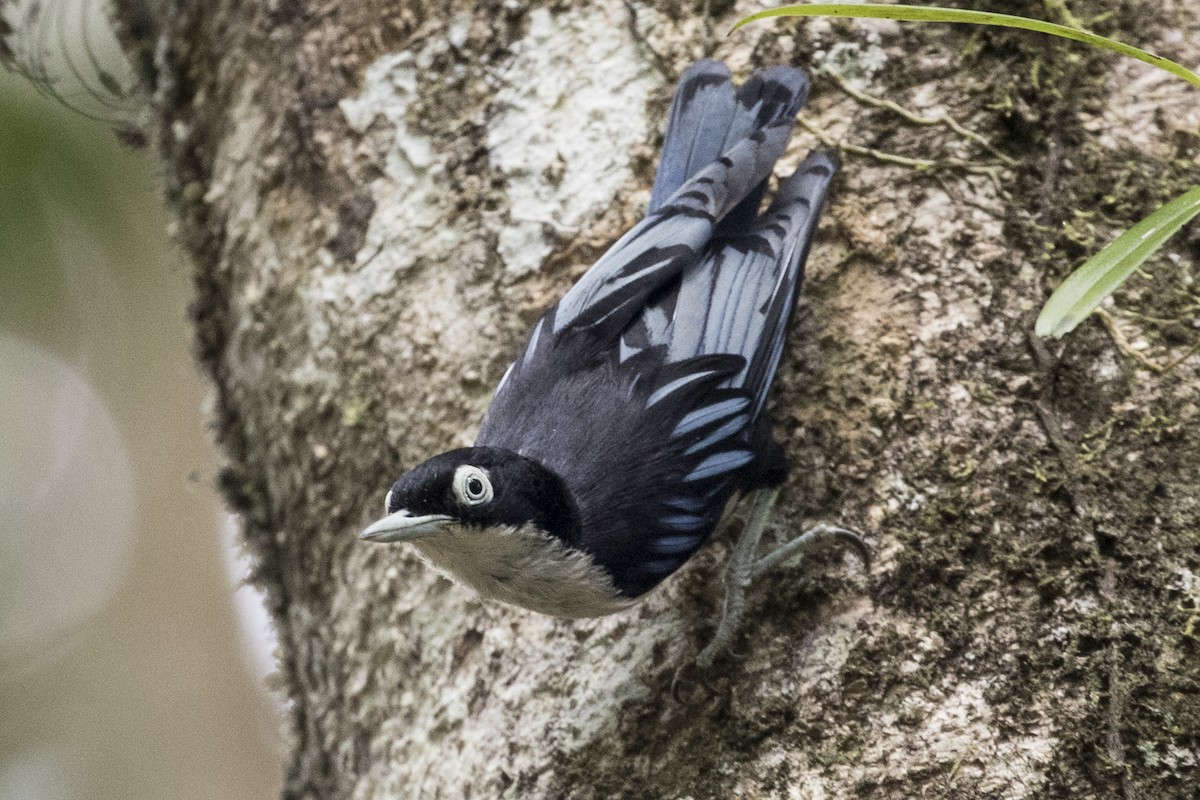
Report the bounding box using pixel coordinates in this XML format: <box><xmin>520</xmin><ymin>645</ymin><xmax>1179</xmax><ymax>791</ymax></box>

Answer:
<box><xmin>671</xmin><ymin>662</ymin><xmax>718</xmax><ymax>705</ymax></box>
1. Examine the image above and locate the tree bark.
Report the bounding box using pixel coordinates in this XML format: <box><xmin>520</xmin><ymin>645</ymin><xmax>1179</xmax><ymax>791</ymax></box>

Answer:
<box><xmin>111</xmin><ymin>0</ymin><xmax>1200</xmax><ymax>797</ymax></box>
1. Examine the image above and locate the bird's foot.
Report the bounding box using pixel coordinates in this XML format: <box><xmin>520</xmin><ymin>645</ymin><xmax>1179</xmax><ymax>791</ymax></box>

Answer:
<box><xmin>670</xmin><ymin>661</ymin><xmax>717</xmax><ymax>705</ymax></box>
<box><xmin>694</xmin><ymin>489</ymin><xmax>870</xmax><ymax>670</ymax></box>
<box><xmin>750</xmin><ymin>523</ymin><xmax>871</xmax><ymax>583</ymax></box>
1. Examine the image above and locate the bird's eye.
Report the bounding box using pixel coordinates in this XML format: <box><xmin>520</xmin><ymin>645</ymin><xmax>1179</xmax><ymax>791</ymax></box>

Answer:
<box><xmin>452</xmin><ymin>465</ymin><xmax>493</xmax><ymax>506</ymax></box>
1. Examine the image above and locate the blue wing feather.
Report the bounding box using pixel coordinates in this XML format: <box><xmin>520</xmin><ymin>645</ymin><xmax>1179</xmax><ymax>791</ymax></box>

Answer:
<box><xmin>552</xmin><ymin>124</ymin><xmax>796</xmax><ymax>338</ymax></box>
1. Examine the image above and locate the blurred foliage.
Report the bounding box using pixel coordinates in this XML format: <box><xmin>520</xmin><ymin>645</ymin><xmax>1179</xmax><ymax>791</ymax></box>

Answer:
<box><xmin>0</xmin><ymin>67</ymin><xmax>282</xmax><ymax>800</ymax></box>
<box><xmin>0</xmin><ymin>76</ymin><xmax>130</xmax><ymax>339</ymax></box>
<box><xmin>0</xmin><ymin>79</ymin><xmax>128</xmax><ymax>235</ymax></box>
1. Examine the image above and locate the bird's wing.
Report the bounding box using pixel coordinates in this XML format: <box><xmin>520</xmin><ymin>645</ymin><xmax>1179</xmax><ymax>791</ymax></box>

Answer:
<box><xmin>483</xmin><ymin>115</ymin><xmax>797</xmax><ymax>411</ymax></box>
<box><xmin>667</xmin><ymin>150</ymin><xmax>838</xmax><ymax>415</ymax></box>
<box><xmin>549</xmin><ymin>124</ymin><xmax>793</xmax><ymax>338</ymax></box>
<box><xmin>625</xmin><ymin>63</ymin><xmax>810</xmax><ymax>358</ymax></box>
<box><xmin>541</xmin><ymin>155</ymin><xmax>837</xmax><ymax>598</ymax></box>
<box><xmin>549</xmin><ymin>59</ymin><xmax>808</xmax><ymax>340</ymax></box>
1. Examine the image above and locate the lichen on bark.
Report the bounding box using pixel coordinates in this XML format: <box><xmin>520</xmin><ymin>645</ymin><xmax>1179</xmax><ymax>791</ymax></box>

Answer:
<box><xmin>106</xmin><ymin>0</ymin><xmax>1200</xmax><ymax>797</ymax></box>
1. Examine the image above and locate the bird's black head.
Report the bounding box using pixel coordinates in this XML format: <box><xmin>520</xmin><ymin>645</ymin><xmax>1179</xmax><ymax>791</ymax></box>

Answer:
<box><xmin>358</xmin><ymin>447</ymin><xmax>581</xmax><ymax>545</ymax></box>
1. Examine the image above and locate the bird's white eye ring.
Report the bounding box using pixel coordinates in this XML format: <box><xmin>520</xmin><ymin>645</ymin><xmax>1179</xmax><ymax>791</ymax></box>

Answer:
<box><xmin>384</xmin><ymin>488</ymin><xmax>395</xmax><ymax>514</ymax></box>
<box><xmin>452</xmin><ymin>465</ymin><xmax>493</xmax><ymax>506</ymax></box>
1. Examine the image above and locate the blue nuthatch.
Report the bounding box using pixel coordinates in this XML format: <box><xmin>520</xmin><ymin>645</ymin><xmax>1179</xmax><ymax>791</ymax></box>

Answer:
<box><xmin>359</xmin><ymin>60</ymin><xmax>867</xmax><ymax>667</ymax></box>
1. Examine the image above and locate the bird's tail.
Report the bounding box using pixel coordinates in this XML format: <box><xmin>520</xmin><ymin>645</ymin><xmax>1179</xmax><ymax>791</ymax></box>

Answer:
<box><xmin>648</xmin><ymin>60</ymin><xmax>810</xmax><ymax>228</ymax></box>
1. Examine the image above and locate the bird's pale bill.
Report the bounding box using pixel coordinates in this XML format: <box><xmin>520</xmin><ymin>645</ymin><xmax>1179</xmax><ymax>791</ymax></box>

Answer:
<box><xmin>358</xmin><ymin>509</ymin><xmax>452</xmax><ymax>542</ymax></box>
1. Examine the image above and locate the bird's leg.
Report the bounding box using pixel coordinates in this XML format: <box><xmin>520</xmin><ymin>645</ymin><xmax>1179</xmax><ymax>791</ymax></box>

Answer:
<box><xmin>695</xmin><ymin>491</ymin><xmax>870</xmax><ymax>670</ymax></box>
<box><xmin>696</xmin><ymin>487</ymin><xmax>779</xmax><ymax>669</ymax></box>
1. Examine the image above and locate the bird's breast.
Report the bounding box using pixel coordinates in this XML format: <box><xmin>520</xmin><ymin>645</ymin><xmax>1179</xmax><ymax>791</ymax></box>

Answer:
<box><xmin>412</xmin><ymin>523</ymin><xmax>635</xmax><ymax>618</ymax></box>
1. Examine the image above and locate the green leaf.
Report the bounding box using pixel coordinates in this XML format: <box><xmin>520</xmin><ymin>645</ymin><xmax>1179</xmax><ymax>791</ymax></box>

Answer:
<box><xmin>733</xmin><ymin>4</ymin><xmax>1200</xmax><ymax>92</ymax></box>
<box><xmin>1035</xmin><ymin>185</ymin><xmax>1200</xmax><ymax>338</ymax></box>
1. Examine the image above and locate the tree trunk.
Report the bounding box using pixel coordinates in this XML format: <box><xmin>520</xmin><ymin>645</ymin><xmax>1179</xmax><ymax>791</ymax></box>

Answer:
<box><xmin>111</xmin><ymin>0</ymin><xmax>1200</xmax><ymax>797</ymax></box>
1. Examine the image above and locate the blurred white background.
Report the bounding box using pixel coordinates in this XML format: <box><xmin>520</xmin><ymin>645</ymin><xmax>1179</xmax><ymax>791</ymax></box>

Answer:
<box><xmin>1</xmin><ymin>3</ymin><xmax>283</xmax><ymax>797</ymax></box>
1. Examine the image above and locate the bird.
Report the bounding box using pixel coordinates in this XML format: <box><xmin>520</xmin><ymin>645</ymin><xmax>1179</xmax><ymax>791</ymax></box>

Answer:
<box><xmin>358</xmin><ymin>59</ymin><xmax>867</xmax><ymax>668</ymax></box>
